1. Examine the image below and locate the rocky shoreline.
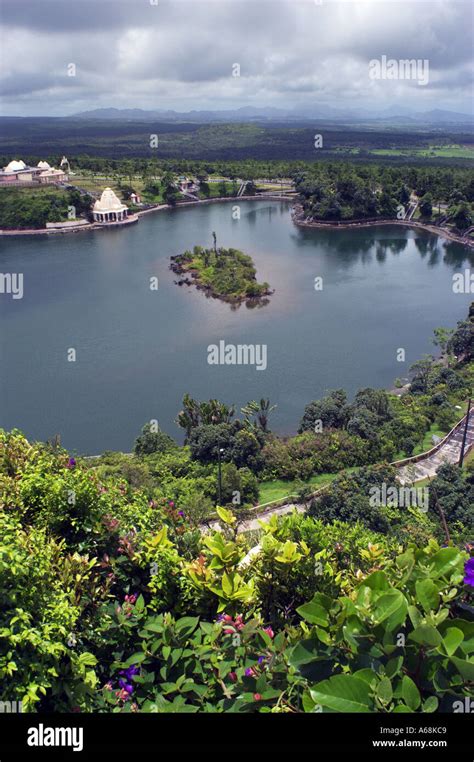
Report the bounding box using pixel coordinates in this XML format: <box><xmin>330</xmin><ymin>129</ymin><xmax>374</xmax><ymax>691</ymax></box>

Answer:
<box><xmin>1</xmin><ymin>196</ymin><xmax>472</xmax><ymax>250</ymax></box>
<box><xmin>292</xmin><ymin>204</ymin><xmax>474</xmax><ymax>248</ymax></box>
<box><xmin>170</xmin><ymin>250</ymin><xmax>274</xmax><ymax>306</ymax></box>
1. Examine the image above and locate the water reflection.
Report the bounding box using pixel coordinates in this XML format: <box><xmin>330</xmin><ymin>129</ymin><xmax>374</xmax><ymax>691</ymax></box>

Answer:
<box><xmin>1</xmin><ymin>200</ymin><xmax>472</xmax><ymax>453</ymax></box>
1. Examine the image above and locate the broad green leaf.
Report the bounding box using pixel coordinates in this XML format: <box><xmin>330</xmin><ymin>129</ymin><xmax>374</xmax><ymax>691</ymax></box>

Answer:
<box><xmin>309</xmin><ymin>674</ymin><xmax>372</xmax><ymax>713</ymax></box>
<box><xmin>428</xmin><ymin>547</ymin><xmax>461</xmax><ymax>578</ymax></box>
<box><xmin>401</xmin><ymin>676</ymin><xmax>420</xmax><ymax>710</ymax></box>
<box><xmin>440</xmin><ymin>618</ymin><xmax>474</xmax><ymax>655</ymax></box>
<box><xmin>124</xmin><ymin>652</ymin><xmax>146</xmax><ymax>666</ymax></box>
<box><xmin>221</xmin><ymin>572</ymin><xmax>233</xmax><ymax>597</ymax></box>
<box><xmin>216</xmin><ymin>506</ymin><xmax>236</xmax><ymax>525</ymax></box>
<box><xmin>373</xmin><ymin>590</ymin><xmax>406</xmax><ymax>626</ymax></box>
<box><xmin>407</xmin><ymin>605</ymin><xmax>423</xmax><ymax>629</ymax></box>
<box><xmin>77</xmin><ymin>652</ymin><xmax>97</xmax><ymax>667</ymax></box>
<box><xmin>450</xmin><ymin>656</ymin><xmax>474</xmax><ymax>681</ymax></box>
<box><xmin>143</xmin><ymin>616</ymin><xmax>164</xmax><ymax>633</ymax></box>
<box><xmin>361</xmin><ymin>570</ymin><xmax>390</xmax><ymax>591</ymax></box>
<box><xmin>415</xmin><ymin>579</ymin><xmax>439</xmax><ymax>613</ymax></box>
<box><xmin>409</xmin><ymin>624</ymin><xmax>442</xmax><ymax>648</ymax></box>
<box><xmin>297</xmin><ymin>595</ymin><xmax>330</xmax><ymax>627</ymax></box>
<box><xmin>385</xmin><ymin>656</ymin><xmax>403</xmax><ymax>679</ymax></box>
<box><xmin>376</xmin><ymin>676</ymin><xmax>393</xmax><ymax>705</ymax></box>
<box><xmin>423</xmin><ymin>696</ymin><xmax>439</xmax><ymax>713</ymax></box>
<box><xmin>175</xmin><ymin>616</ymin><xmax>200</xmax><ymax>638</ymax></box>
<box><xmin>442</xmin><ymin>627</ymin><xmax>464</xmax><ymax>657</ymax></box>
<box><xmin>353</xmin><ymin>669</ymin><xmax>377</xmax><ymax>687</ymax></box>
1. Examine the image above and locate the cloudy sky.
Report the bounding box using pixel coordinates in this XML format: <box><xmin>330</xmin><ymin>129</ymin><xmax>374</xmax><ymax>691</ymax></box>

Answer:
<box><xmin>0</xmin><ymin>0</ymin><xmax>472</xmax><ymax>116</ymax></box>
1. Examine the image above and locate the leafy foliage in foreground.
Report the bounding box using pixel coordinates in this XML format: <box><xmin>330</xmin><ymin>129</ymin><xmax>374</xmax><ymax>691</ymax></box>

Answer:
<box><xmin>0</xmin><ymin>430</ymin><xmax>472</xmax><ymax>713</ymax></box>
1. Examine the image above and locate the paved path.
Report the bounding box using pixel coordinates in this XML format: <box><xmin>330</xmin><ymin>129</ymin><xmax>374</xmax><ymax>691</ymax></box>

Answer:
<box><xmin>397</xmin><ymin>407</ymin><xmax>474</xmax><ymax>484</ymax></box>
<box><xmin>213</xmin><ymin>406</ymin><xmax>474</xmax><ymax>533</ymax></box>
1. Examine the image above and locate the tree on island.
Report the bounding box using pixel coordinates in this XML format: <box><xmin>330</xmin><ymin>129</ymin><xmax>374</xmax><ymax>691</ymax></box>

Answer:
<box><xmin>170</xmin><ymin>245</ymin><xmax>272</xmax><ymax>302</ymax></box>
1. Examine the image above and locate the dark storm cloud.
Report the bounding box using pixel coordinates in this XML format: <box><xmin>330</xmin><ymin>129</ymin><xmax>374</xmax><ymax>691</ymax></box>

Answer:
<box><xmin>0</xmin><ymin>0</ymin><xmax>472</xmax><ymax>115</ymax></box>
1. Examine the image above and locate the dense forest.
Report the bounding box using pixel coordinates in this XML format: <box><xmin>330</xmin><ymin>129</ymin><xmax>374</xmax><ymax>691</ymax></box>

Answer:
<box><xmin>1</xmin><ymin>157</ymin><xmax>473</xmax><ymax>231</ymax></box>
<box><xmin>0</xmin><ymin>117</ymin><xmax>473</xmax><ymax>163</ymax></box>
<box><xmin>294</xmin><ymin>163</ymin><xmax>474</xmax><ymax>226</ymax></box>
<box><xmin>0</xmin><ymin>187</ymin><xmax>93</xmax><ymax>229</ymax></box>
<box><xmin>1</xmin><ymin>309</ymin><xmax>473</xmax><ymax>713</ymax></box>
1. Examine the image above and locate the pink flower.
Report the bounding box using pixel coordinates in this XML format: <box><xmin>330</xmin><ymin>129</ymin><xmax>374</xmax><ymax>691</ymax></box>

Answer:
<box><xmin>253</xmin><ymin>693</ymin><xmax>262</xmax><ymax>701</ymax></box>
<box><xmin>229</xmin><ymin>672</ymin><xmax>237</xmax><ymax>682</ymax></box>
<box><xmin>115</xmin><ymin>689</ymin><xmax>131</xmax><ymax>702</ymax></box>
<box><xmin>263</xmin><ymin>626</ymin><xmax>274</xmax><ymax>639</ymax></box>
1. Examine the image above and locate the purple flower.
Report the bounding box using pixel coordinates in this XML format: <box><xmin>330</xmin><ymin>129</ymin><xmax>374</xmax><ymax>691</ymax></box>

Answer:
<box><xmin>120</xmin><ymin>664</ymin><xmax>139</xmax><ymax>681</ymax></box>
<box><xmin>245</xmin><ymin>667</ymin><xmax>254</xmax><ymax>677</ymax></box>
<box><xmin>67</xmin><ymin>457</ymin><xmax>76</xmax><ymax>469</ymax></box>
<box><xmin>463</xmin><ymin>558</ymin><xmax>474</xmax><ymax>588</ymax></box>
<box><xmin>118</xmin><ymin>678</ymin><xmax>134</xmax><ymax>695</ymax></box>
<box><xmin>178</xmin><ymin>511</ymin><xmax>185</xmax><ymax>518</ymax></box>
<box><xmin>258</xmin><ymin>656</ymin><xmax>266</xmax><ymax>664</ymax></box>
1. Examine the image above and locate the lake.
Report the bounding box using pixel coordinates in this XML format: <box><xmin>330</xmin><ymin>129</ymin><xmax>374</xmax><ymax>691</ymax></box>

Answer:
<box><xmin>1</xmin><ymin>199</ymin><xmax>473</xmax><ymax>454</ymax></box>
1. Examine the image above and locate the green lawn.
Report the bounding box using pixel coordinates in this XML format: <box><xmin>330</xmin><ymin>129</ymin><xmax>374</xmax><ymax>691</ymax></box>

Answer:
<box><xmin>257</xmin><ymin>472</ymin><xmax>339</xmax><ymax>505</ymax></box>
<box><xmin>412</xmin><ymin>423</ymin><xmax>447</xmax><ymax>456</ymax></box>
<box><xmin>370</xmin><ymin>145</ymin><xmax>474</xmax><ymax>160</ymax></box>
<box><xmin>198</xmin><ymin>181</ymin><xmax>238</xmax><ymax>199</ymax></box>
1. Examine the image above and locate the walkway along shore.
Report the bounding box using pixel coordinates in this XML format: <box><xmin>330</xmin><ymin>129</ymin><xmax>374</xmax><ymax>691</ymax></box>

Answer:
<box><xmin>1</xmin><ymin>195</ymin><xmax>471</xmax><ymax>248</ymax></box>
<box><xmin>228</xmin><ymin>403</ymin><xmax>474</xmax><ymax>533</ymax></box>
<box><xmin>0</xmin><ymin>195</ymin><xmax>293</xmax><ymax>236</ymax></box>
<box><xmin>292</xmin><ymin>205</ymin><xmax>474</xmax><ymax>248</ymax></box>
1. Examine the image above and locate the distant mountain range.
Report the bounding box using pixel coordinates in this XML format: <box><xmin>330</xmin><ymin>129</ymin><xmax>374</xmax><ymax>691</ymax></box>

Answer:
<box><xmin>72</xmin><ymin>105</ymin><xmax>474</xmax><ymax>125</ymax></box>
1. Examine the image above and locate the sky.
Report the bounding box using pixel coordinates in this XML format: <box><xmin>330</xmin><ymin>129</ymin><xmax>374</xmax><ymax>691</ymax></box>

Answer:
<box><xmin>0</xmin><ymin>0</ymin><xmax>473</xmax><ymax>117</ymax></box>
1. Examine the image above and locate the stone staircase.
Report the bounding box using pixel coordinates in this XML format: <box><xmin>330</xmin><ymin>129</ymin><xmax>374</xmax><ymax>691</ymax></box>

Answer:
<box><xmin>397</xmin><ymin>409</ymin><xmax>474</xmax><ymax>484</ymax></box>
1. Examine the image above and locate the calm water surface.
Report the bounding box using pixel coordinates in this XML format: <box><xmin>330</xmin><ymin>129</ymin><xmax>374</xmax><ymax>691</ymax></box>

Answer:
<box><xmin>1</xmin><ymin>200</ymin><xmax>473</xmax><ymax>453</ymax></box>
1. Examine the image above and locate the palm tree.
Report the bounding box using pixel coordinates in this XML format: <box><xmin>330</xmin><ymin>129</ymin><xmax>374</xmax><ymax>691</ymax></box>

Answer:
<box><xmin>176</xmin><ymin>393</ymin><xmax>201</xmax><ymax>441</ymax></box>
<box><xmin>241</xmin><ymin>398</ymin><xmax>277</xmax><ymax>433</ymax></box>
<box><xmin>200</xmin><ymin>399</ymin><xmax>235</xmax><ymax>425</ymax></box>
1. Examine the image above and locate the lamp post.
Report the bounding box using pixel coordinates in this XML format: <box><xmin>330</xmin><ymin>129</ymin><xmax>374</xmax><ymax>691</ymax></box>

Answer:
<box><xmin>217</xmin><ymin>447</ymin><xmax>224</xmax><ymax>505</ymax></box>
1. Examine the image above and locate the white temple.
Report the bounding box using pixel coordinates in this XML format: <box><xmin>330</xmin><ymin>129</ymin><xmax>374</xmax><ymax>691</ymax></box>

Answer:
<box><xmin>92</xmin><ymin>188</ymin><xmax>129</xmax><ymax>223</ymax></box>
<box><xmin>0</xmin><ymin>158</ymin><xmax>68</xmax><ymax>186</ymax></box>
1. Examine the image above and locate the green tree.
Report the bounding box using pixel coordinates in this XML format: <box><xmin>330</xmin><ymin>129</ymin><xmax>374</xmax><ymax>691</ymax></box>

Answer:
<box><xmin>241</xmin><ymin>398</ymin><xmax>277</xmax><ymax>433</ymax></box>
<box><xmin>134</xmin><ymin>423</ymin><xmax>176</xmax><ymax>456</ymax></box>
<box><xmin>419</xmin><ymin>193</ymin><xmax>433</xmax><ymax>218</ymax></box>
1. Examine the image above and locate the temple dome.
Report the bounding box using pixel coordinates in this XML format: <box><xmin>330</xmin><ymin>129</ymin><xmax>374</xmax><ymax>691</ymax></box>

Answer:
<box><xmin>37</xmin><ymin>161</ymin><xmax>51</xmax><ymax>169</ymax></box>
<box><xmin>93</xmin><ymin>187</ymin><xmax>128</xmax><ymax>212</ymax></box>
<box><xmin>5</xmin><ymin>160</ymin><xmax>27</xmax><ymax>172</ymax></box>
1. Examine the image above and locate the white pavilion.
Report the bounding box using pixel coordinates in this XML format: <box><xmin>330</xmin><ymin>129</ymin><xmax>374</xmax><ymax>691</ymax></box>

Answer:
<box><xmin>92</xmin><ymin>188</ymin><xmax>129</xmax><ymax>224</ymax></box>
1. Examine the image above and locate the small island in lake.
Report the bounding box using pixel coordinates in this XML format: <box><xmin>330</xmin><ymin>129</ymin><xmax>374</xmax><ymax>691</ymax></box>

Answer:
<box><xmin>170</xmin><ymin>242</ymin><xmax>273</xmax><ymax>305</ymax></box>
